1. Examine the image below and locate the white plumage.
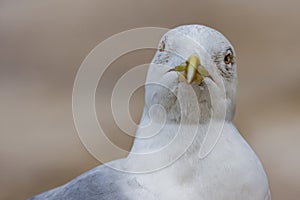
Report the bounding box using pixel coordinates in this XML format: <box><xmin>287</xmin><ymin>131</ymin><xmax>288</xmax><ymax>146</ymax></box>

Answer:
<box><xmin>30</xmin><ymin>24</ymin><xmax>271</xmax><ymax>200</ymax></box>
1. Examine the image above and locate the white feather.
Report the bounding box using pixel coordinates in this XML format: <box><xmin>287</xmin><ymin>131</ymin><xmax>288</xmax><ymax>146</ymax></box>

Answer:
<box><xmin>124</xmin><ymin>25</ymin><xmax>271</xmax><ymax>200</ymax></box>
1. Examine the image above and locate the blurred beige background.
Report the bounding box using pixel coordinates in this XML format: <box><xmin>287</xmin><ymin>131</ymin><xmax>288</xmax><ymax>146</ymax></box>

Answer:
<box><xmin>1</xmin><ymin>0</ymin><xmax>299</xmax><ymax>199</ymax></box>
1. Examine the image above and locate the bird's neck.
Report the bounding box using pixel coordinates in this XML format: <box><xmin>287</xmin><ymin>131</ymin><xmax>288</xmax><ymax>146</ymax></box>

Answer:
<box><xmin>129</xmin><ymin>84</ymin><xmax>220</xmax><ymax>157</ymax></box>
<box><xmin>127</xmin><ymin>117</ymin><xmax>232</xmax><ymax>172</ymax></box>
<box><xmin>125</xmin><ymin>83</ymin><xmax>235</xmax><ymax>172</ymax></box>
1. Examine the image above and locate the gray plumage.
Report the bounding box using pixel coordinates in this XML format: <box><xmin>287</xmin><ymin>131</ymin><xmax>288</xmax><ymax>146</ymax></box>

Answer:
<box><xmin>29</xmin><ymin>164</ymin><xmax>154</xmax><ymax>200</ymax></box>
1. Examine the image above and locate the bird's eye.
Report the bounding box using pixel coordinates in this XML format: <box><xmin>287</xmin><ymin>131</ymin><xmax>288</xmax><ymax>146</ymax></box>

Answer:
<box><xmin>159</xmin><ymin>41</ymin><xmax>166</xmax><ymax>52</ymax></box>
<box><xmin>224</xmin><ymin>50</ymin><xmax>233</xmax><ymax>65</ymax></box>
<box><xmin>224</xmin><ymin>48</ymin><xmax>233</xmax><ymax>65</ymax></box>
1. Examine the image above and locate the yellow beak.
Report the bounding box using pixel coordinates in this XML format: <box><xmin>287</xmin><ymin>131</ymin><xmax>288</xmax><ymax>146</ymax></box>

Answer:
<box><xmin>170</xmin><ymin>55</ymin><xmax>209</xmax><ymax>84</ymax></box>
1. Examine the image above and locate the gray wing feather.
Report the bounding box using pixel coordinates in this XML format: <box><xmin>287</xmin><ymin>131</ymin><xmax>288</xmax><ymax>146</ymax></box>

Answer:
<box><xmin>28</xmin><ymin>165</ymin><xmax>131</xmax><ymax>200</ymax></box>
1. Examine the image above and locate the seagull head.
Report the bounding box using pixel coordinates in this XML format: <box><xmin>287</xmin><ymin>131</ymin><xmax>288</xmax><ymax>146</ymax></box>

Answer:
<box><xmin>144</xmin><ymin>25</ymin><xmax>237</xmax><ymax>124</ymax></box>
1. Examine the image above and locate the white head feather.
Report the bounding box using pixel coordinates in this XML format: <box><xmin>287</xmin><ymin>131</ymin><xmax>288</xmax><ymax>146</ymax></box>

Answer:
<box><xmin>128</xmin><ymin>24</ymin><xmax>238</xmax><ymax>171</ymax></box>
<box><xmin>145</xmin><ymin>25</ymin><xmax>237</xmax><ymax>124</ymax></box>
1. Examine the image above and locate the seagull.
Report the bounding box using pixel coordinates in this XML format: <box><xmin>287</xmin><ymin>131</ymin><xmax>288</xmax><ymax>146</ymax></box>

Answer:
<box><xmin>29</xmin><ymin>25</ymin><xmax>271</xmax><ymax>200</ymax></box>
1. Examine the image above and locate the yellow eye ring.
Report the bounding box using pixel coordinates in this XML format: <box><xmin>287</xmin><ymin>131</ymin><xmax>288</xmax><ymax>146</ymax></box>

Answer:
<box><xmin>224</xmin><ymin>53</ymin><xmax>232</xmax><ymax>64</ymax></box>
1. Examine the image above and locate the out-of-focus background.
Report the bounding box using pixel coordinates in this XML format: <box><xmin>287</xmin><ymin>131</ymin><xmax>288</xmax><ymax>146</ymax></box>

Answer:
<box><xmin>1</xmin><ymin>0</ymin><xmax>299</xmax><ymax>199</ymax></box>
